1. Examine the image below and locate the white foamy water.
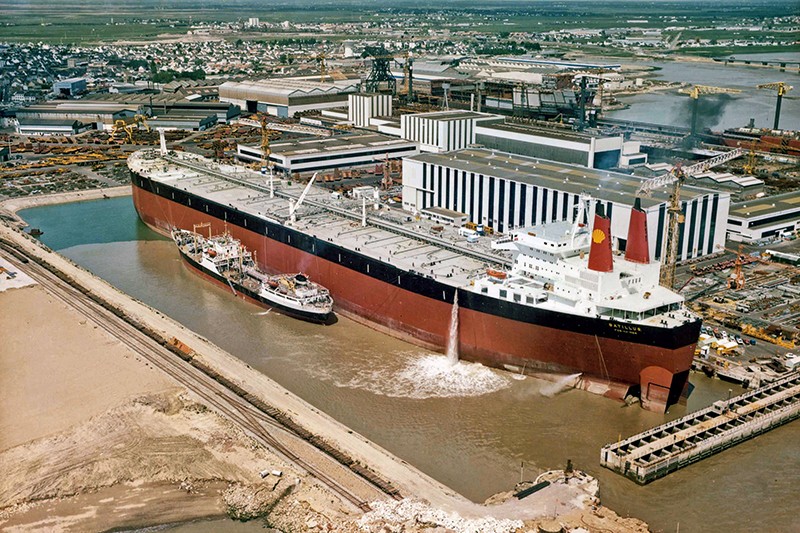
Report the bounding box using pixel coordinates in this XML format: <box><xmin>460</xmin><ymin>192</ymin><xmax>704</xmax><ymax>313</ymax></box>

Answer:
<box><xmin>329</xmin><ymin>351</ymin><xmax>511</xmax><ymax>399</ymax></box>
<box><xmin>539</xmin><ymin>373</ymin><xmax>582</xmax><ymax>398</ymax></box>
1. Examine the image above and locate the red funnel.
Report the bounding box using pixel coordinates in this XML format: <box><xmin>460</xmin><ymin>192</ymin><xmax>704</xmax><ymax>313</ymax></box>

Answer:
<box><xmin>625</xmin><ymin>197</ymin><xmax>650</xmax><ymax>264</ymax></box>
<box><xmin>588</xmin><ymin>203</ymin><xmax>613</xmax><ymax>273</ymax></box>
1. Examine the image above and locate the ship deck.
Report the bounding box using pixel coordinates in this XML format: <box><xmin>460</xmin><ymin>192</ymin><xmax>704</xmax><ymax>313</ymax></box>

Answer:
<box><xmin>130</xmin><ymin>150</ymin><xmax>509</xmax><ymax>291</ymax></box>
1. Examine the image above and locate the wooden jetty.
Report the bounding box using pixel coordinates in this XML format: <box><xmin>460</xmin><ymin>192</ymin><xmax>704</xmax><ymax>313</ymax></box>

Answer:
<box><xmin>601</xmin><ymin>372</ymin><xmax>800</xmax><ymax>484</ymax></box>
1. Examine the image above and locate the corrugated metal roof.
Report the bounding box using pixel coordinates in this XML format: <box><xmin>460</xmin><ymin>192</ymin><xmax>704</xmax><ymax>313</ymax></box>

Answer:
<box><xmin>408</xmin><ymin>148</ymin><xmax>719</xmax><ymax>209</ymax></box>
<box><xmin>729</xmin><ymin>191</ymin><xmax>800</xmax><ymax>218</ymax></box>
<box><xmin>220</xmin><ymin>78</ymin><xmax>359</xmax><ymax>100</ymax></box>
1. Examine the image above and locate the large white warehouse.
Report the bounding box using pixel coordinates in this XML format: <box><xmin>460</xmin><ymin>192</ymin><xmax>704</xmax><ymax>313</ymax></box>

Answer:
<box><xmin>402</xmin><ymin>148</ymin><xmax>730</xmax><ymax>262</ymax></box>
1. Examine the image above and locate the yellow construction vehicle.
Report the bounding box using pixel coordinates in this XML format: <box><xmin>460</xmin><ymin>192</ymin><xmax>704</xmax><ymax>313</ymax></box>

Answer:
<box><xmin>741</xmin><ymin>323</ymin><xmax>796</xmax><ymax>349</ymax></box>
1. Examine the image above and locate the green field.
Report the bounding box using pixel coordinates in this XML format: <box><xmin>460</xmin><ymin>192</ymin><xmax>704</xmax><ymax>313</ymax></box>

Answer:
<box><xmin>0</xmin><ymin>0</ymin><xmax>796</xmax><ymax>46</ymax></box>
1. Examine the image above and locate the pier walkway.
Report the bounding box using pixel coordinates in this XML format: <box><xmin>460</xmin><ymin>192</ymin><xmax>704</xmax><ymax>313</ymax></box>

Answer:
<box><xmin>601</xmin><ymin>372</ymin><xmax>800</xmax><ymax>484</ymax></box>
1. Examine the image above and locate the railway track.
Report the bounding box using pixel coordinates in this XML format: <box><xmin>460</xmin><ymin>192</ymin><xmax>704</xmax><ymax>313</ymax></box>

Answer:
<box><xmin>0</xmin><ymin>240</ymin><xmax>396</xmax><ymax>513</ymax></box>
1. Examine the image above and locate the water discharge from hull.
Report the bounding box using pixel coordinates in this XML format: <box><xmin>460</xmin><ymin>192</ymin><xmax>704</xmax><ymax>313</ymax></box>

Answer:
<box><xmin>540</xmin><ymin>373</ymin><xmax>583</xmax><ymax>398</ymax></box>
<box><xmin>446</xmin><ymin>292</ymin><xmax>459</xmax><ymax>366</ymax></box>
<box><xmin>320</xmin><ymin>351</ymin><xmax>511</xmax><ymax>399</ymax></box>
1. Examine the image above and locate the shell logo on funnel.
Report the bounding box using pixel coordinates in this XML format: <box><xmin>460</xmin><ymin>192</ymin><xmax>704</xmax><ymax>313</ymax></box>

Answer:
<box><xmin>588</xmin><ymin>203</ymin><xmax>613</xmax><ymax>273</ymax></box>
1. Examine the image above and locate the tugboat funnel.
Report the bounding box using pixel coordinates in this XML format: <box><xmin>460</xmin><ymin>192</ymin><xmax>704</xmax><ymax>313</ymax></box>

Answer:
<box><xmin>625</xmin><ymin>197</ymin><xmax>650</xmax><ymax>264</ymax></box>
<box><xmin>588</xmin><ymin>203</ymin><xmax>613</xmax><ymax>273</ymax></box>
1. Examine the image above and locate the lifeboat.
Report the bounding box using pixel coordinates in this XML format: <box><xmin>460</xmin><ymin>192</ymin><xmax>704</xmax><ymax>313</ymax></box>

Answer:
<box><xmin>487</xmin><ymin>269</ymin><xmax>507</xmax><ymax>280</ymax></box>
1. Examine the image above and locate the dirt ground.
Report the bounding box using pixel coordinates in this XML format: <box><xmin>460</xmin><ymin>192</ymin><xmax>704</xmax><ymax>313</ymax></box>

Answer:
<box><xmin>0</xmin><ymin>284</ymin><xmax>357</xmax><ymax>532</ymax></box>
<box><xmin>0</xmin><ymin>285</ymin><xmax>174</xmax><ymax>449</ymax></box>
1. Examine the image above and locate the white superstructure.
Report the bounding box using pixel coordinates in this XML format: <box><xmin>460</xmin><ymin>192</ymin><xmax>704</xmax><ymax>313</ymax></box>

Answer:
<box><xmin>476</xmin><ymin>196</ymin><xmax>692</xmax><ymax>328</ymax></box>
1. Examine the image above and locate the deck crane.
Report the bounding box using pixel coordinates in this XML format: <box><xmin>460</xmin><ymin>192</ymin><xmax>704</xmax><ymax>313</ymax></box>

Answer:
<box><xmin>637</xmin><ymin>148</ymin><xmax>745</xmax><ymax>289</ymax></box>
<box><xmin>678</xmin><ymin>85</ymin><xmax>742</xmax><ymax>138</ymax></box>
<box><xmin>259</xmin><ymin>115</ymin><xmax>275</xmax><ymax>198</ymax></box>
<box><xmin>289</xmin><ymin>172</ymin><xmax>318</xmax><ymax>223</ymax></box>
<box><xmin>757</xmin><ymin>82</ymin><xmax>793</xmax><ymax>130</ymax></box>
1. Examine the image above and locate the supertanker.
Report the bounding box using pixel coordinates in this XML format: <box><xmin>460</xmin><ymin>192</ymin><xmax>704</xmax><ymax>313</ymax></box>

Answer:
<box><xmin>129</xmin><ymin>148</ymin><xmax>701</xmax><ymax>412</ymax></box>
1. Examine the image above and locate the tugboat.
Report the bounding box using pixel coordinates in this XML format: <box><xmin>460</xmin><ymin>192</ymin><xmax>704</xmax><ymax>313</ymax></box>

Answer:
<box><xmin>172</xmin><ymin>224</ymin><xmax>334</xmax><ymax>324</ymax></box>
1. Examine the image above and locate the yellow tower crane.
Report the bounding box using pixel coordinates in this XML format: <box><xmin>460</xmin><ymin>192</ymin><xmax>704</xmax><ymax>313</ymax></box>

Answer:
<box><xmin>314</xmin><ymin>49</ymin><xmax>328</xmax><ymax>82</ymax></box>
<box><xmin>757</xmin><ymin>82</ymin><xmax>793</xmax><ymax>130</ymax></box>
<box><xmin>636</xmin><ymin>148</ymin><xmax>745</xmax><ymax>289</ymax></box>
<box><xmin>678</xmin><ymin>85</ymin><xmax>742</xmax><ymax>138</ymax></box>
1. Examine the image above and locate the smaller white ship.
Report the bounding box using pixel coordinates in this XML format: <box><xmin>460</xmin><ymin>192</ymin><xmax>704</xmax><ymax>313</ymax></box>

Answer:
<box><xmin>172</xmin><ymin>224</ymin><xmax>334</xmax><ymax>323</ymax></box>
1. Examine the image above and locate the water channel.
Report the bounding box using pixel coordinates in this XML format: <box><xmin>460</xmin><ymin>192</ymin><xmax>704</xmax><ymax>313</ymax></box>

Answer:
<box><xmin>17</xmin><ymin>196</ymin><xmax>800</xmax><ymax>532</ymax></box>
<box><xmin>606</xmin><ymin>54</ymin><xmax>800</xmax><ymax>131</ymax></box>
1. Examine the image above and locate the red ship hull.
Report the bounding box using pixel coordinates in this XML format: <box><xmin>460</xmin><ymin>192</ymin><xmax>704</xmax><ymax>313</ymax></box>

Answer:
<box><xmin>133</xmin><ymin>182</ymin><xmax>697</xmax><ymax>412</ymax></box>
<box><xmin>722</xmin><ymin>136</ymin><xmax>800</xmax><ymax>157</ymax></box>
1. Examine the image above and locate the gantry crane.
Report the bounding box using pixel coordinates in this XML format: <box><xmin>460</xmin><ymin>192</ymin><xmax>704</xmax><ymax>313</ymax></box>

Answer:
<box><xmin>362</xmin><ymin>46</ymin><xmax>396</xmax><ymax>94</ymax></box>
<box><xmin>757</xmin><ymin>82</ymin><xmax>793</xmax><ymax>130</ymax></box>
<box><xmin>678</xmin><ymin>85</ymin><xmax>742</xmax><ymax>138</ymax></box>
<box><xmin>637</xmin><ymin>148</ymin><xmax>745</xmax><ymax>289</ymax></box>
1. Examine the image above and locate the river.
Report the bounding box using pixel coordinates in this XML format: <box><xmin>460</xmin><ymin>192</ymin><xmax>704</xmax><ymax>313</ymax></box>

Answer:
<box><xmin>606</xmin><ymin>56</ymin><xmax>800</xmax><ymax>131</ymax></box>
<box><xmin>18</xmin><ymin>196</ymin><xmax>800</xmax><ymax>533</ymax></box>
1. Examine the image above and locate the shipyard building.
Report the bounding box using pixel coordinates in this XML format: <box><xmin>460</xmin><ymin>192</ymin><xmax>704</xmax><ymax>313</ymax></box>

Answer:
<box><xmin>220</xmin><ymin>77</ymin><xmax>360</xmax><ymax>117</ymax></box>
<box><xmin>52</xmin><ymin>77</ymin><xmax>87</xmax><ymax>97</ymax></box>
<box><xmin>399</xmin><ymin>110</ymin><xmax>502</xmax><ymax>153</ymax></box>
<box><xmin>348</xmin><ymin>93</ymin><xmax>392</xmax><ymax>128</ymax></box>
<box><xmin>402</xmin><ymin>148</ymin><xmax>730</xmax><ymax>262</ymax></box>
<box><xmin>13</xmin><ymin>96</ymin><xmax>240</xmax><ymax>135</ymax></box>
<box><xmin>236</xmin><ymin>132</ymin><xmax>418</xmax><ymax>173</ymax></box>
<box><xmin>727</xmin><ymin>192</ymin><xmax>800</xmax><ymax>243</ymax></box>
<box><xmin>475</xmin><ymin>121</ymin><xmax>647</xmax><ymax>169</ymax></box>
<box><xmin>15</xmin><ymin>102</ymin><xmax>137</xmax><ymax>132</ymax></box>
